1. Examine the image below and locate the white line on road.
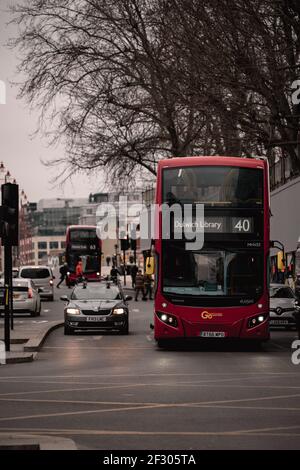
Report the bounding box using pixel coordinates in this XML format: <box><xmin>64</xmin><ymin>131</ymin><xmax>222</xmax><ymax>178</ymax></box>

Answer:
<box><xmin>1</xmin><ymin>425</ymin><xmax>300</xmax><ymax>438</ymax></box>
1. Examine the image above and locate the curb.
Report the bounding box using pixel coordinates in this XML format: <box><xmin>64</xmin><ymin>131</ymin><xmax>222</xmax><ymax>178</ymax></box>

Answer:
<box><xmin>0</xmin><ymin>433</ymin><xmax>77</xmax><ymax>450</ymax></box>
<box><xmin>5</xmin><ymin>352</ymin><xmax>37</xmax><ymax>364</ymax></box>
<box><xmin>1</xmin><ymin>321</ymin><xmax>64</xmax><ymax>364</ymax></box>
<box><xmin>24</xmin><ymin>321</ymin><xmax>64</xmax><ymax>352</ymax></box>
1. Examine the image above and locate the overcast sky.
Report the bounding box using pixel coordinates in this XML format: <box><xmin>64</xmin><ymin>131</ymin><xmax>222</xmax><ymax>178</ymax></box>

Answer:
<box><xmin>0</xmin><ymin>0</ymin><xmax>105</xmax><ymax>202</ymax></box>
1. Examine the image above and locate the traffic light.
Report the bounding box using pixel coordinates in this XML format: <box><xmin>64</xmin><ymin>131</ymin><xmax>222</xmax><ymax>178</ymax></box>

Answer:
<box><xmin>1</xmin><ymin>183</ymin><xmax>19</xmax><ymax>246</ymax></box>
<box><xmin>130</xmin><ymin>238</ymin><xmax>137</xmax><ymax>251</ymax></box>
<box><xmin>120</xmin><ymin>237</ymin><xmax>130</xmax><ymax>251</ymax></box>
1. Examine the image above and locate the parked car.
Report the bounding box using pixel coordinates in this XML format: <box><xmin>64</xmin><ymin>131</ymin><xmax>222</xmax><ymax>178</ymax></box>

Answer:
<box><xmin>18</xmin><ymin>266</ymin><xmax>55</xmax><ymax>301</ymax></box>
<box><xmin>0</xmin><ymin>278</ymin><xmax>42</xmax><ymax>317</ymax></box>
<box><xmin>269</xmin><ymin>283</ymin><xmax>298</xmax><ymax>329</ymax></box>
<box><xmin>61</xmin><ymin>281</ymin><xmax>132</xmax><ymax>335</ymax></box>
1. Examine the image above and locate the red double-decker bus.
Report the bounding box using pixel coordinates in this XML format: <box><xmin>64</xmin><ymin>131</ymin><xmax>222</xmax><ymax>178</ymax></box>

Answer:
<box><xmin>154</xmin><ymin>156</ymin><xmax>270</xmax><ymax>346</ymax></box>
<box><xmin>65</xmin><ymin>225</ymin><xmax>102</xmax><ymax>285</ymax></box>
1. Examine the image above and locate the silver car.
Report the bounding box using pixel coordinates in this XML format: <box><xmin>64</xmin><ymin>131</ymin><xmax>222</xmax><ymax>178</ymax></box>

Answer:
<box><xmin>269</xmin><ymin>283</ymin><xmax>297</xmax><ymax>329</ymax></box>
<box><xmin>18</xmin><ymin>266</ymin><xmax>55</xmax><ymax>301</ymax></box>
<box><xmin>0</xmin><ymin>279</ymin><xmax>42</xmax><ymax>317</ymax></box>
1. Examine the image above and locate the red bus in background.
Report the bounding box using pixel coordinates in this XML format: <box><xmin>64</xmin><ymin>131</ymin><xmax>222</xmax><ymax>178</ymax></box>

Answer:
<box><xmin>65</xmin><ymin>225</ymin><xmax>102</xmax><ymax>285</ymax></box>
<box><xmin>154</xmin><ymin>156</ymin><xmax>270</xmax><ymax>347</ymax></box>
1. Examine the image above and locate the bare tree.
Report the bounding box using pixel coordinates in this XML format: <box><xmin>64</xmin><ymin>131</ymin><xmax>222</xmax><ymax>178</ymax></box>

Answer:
<box><xmin>11</xmin><ymin>0</ymin><xmax>300</xmax><ymax>184</ymax></box>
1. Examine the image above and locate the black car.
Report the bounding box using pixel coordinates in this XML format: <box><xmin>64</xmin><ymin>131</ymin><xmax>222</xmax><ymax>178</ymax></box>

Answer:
<box><xmin>61</xmin><ymin>281</ymin><xmax>132</xmax><ymax>335</ymax></box>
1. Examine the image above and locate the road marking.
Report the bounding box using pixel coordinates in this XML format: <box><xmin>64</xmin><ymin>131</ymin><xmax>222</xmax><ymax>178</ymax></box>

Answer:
<box><xmin>0</xmin><ymin>398</ymin><xmax>158</xmax><ymax>406</ymax></box>
<box><xmin>92</xmin><ymin>336</ymin><xmax>103</xmax><ymax>340</ymax></box>
<box><xmin>0</xmin><ymin>397</ymin><xmax>300</xmax><ymax>413</ymax></box>
<box><xmin>0</xmin><ymin>372</ymin><xmax>298</xmax><ymax>380</ymax></box>
<box><xmin>0</xmin><ymin>426</ymin><xmax>300</xmax><ymax>438</ymax></box>
<box><xmin>0</xmin><ymin>383</ymin><xmax>150</xmax><ymax>397</ymax></box>
<box><xmin>43</xmin><ymin>310</ymin><xmax>49</xmax><ymax>313</ymax></box>
<box><xmin>1</xmin><ymin>379</ymin><xmax>300</xmax><ymax>391</ymax></box>
<box><xmin>132</xmin><ymin>309</ymin><xmax>140</xmax><ymax>312</ymax></box>
<box><xmin>0</xmin><ymin>403</ymin><xmax>167</xmax><ymax>422</ymax></box>
<box><xmin>1</xmin><ymin>392</ymin><xmax>300</xmax><ymax>422</ymax></box>
<box><xmin>42</xmin><ymin>346</ymin><xmax>152</xmax><ymax>350</ymax></box>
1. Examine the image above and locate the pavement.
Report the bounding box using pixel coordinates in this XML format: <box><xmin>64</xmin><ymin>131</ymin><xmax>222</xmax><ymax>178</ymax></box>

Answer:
<box><xmin>1</xmin><ymin>270</ymin><xmax>299</xmax><ymax>450</ymax></box>
<box><xmin>0</xmin><ymin>432</ymin><xmax>77</xmax><ymax>450</ymax></box>
<box><xmin>0</xmin><ymin>319</ymin><xmax>63</xmax><ymax>364</ymax></box>
<box><xmin>0</xmin><ymin>293</ymin><xmax>299</xmax><ymax>450</ymax></box>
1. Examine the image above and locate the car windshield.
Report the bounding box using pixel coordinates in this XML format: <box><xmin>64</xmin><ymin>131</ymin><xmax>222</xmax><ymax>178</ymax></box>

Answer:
<box><xmin>20</xmin><ymin>268</ymin><xmax>50</xmax><ymax>279</ymax></box>
<box><xmin>71</xmin><ymin>285</ymin><xmax>122</xmax><ymax>301</ymax></box>
<box><xmin>270</xmin><ymin>286</ymin><xmax>295</xmax><ymax>299</ymax></box>
<box><xmin>163</xmin><ymin>166</ymin><xmax>263</xmax><ymax>206</ymax></box>
<box><xmin>162</xmin><ymin>241</ymin><xmax>263</xmax><ymax>298</ymax></box>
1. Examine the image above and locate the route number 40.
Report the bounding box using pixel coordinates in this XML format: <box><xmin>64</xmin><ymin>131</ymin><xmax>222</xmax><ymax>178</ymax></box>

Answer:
<box><xmin>234</xmin><ymin>219</ymin><xmax>251</xmax><ymax>232</ymax></box>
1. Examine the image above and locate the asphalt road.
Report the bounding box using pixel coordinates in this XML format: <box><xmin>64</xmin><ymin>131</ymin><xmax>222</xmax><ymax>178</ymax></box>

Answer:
<box><xmin>0</xmin><ymin>283</ymin><xmax>300</xmax><ymax>450</ymax></box>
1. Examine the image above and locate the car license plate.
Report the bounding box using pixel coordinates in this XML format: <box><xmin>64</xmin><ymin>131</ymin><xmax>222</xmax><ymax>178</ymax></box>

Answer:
<box><xmin>270</xmin><ymin>320</ymin><xmax>289</xmax><ymax>325</ymax></box>
<box><xmin>86</xmin><ymin>316</ymin><xmax>107</xmax><ymax>322</ymax></box>
<box><xmin>200</xmin><ymin>331</ymin><xmax>226</xmax><ymax>338</ymax></box>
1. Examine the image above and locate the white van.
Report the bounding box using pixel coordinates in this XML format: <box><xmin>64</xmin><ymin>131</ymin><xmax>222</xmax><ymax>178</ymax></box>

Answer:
<box><xmin>19</xmin><ymin>266</ymin><xmax>55</xmax><ymax>301</ymax></box>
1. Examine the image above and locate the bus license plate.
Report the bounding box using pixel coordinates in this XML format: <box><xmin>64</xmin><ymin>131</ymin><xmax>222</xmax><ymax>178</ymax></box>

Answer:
<box><xmin>86</xmin><ymin>316</ymin><xmax>107</xmax><ymax>322</ymax></box>
<box><xmin>200</xmin><ymin>331</ymin><xmax>226</xmax><ymax>338</ymax></box>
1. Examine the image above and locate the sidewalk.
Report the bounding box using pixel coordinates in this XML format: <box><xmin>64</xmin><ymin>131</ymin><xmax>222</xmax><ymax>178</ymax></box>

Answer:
<box><xmin>0</xmin><ymin>319</ymin><xmax>63</xmax><ymax>364</ymax></box>
<box><xmin>0</xmin><ymin>433</ymin><xmax>77</xmax><ymax>450</ymax></box>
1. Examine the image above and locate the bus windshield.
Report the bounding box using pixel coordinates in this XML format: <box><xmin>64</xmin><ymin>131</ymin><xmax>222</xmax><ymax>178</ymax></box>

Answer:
<box><xmin>162</xmin><ymin>242</ymin><xmax>263</xmax><ymax>298</ymax></box>
<box><xmin>67</xmin><ymin>254</ymin><xmax>100</xmax><ymax>273</ymax></box>
<box><xmin>163</xmin><ymin>166</ymin><xmax>263</xmax><ymax>206</ymax></box>
<box><xmin>70</xmin><ymin>229</ymin><xmax>98</xmax><ymax>242</ymax></box>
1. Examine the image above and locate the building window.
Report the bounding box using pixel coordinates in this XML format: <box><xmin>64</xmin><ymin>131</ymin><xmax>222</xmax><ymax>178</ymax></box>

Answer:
<box><xmin>49</xmin><ymin>241</ymin><xmax>59</xmax><ymax>249</ymax></box>
<box><xmin>61</xmin><ymin>241</ymin><xmax>66</xmax><ymax>249</ymax></box>
<box><xmin>38</xmin><ymin>242</ymin><xmax>47</xmax><ymax>250</ymax></box>
<box><xmin>38</xmin><ymin>251</ymin><xmax>47</xmax><ymax>259</ymax></box>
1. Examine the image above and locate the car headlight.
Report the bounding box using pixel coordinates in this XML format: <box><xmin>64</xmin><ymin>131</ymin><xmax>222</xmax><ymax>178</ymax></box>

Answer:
<box><xmin>113</xmin><ymin>307</ymin><xmax>125</xmax><ymax>315</ymax></box>
<box><xmin>66</xmin><ymin>308</ymin><xmax>81</xmax><ymax>315</ymax></box>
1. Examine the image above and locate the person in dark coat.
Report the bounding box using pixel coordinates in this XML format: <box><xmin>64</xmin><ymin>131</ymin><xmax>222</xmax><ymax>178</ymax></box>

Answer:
<box><xmin>131</xmin><ymin>264</ymin><xmax>138</xmax><ymax>288</ymax></box>
<box><xmin>57</xmin><ymin>263</ymin><xmax>68</xmax><ymax>288</ymax></box>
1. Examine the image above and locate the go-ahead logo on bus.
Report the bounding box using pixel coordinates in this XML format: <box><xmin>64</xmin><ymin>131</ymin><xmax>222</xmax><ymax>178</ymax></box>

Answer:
<box><xmin>201</xmin><ymin>311</ymin><xmax>223</xmax><ymax>320</ymax></box>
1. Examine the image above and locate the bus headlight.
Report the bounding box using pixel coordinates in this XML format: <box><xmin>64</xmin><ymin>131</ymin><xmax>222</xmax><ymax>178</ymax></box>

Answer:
<box><xmin>156</xmin><ymin>311</ymin><xmax>178</xmax><ymax>327</ymax></box>
<box><xmin>66</xmin><ymin>308</ymin><xmax>81</xmax><ymax>315</ymax></box>
<box><xmin>113</xmin><ymin>308</ymin><xmax>125</xmax><ymax>315</ymax></box>
<box><xmin>247</xmin><ymin>314</ymin><xmax>267</xmax><ymax>329</ymax></box>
